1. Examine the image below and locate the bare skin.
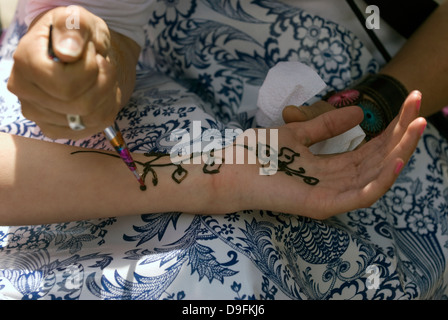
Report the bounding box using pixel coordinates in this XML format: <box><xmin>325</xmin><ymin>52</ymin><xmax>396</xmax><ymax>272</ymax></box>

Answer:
<box><xmin>0</xmin><ymin>91</ymin><xmax>426</xmax><ymax>226</ymax></box>
<box><xmin>0</xmin><ymin>4</ymin><xmax>432</xmax><ymax>225</ymax></box>
<box><xmin>7</xmin><ymin>6</ymin><xmax>140</xmax><ymax>140</ymax></box>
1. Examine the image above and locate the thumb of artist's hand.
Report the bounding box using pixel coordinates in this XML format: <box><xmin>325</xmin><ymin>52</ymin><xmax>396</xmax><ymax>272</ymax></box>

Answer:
<box><xmin>51</xmin><ymin>6</ymin><xmax>110</xmax><ymax>63</ymax></box>
<box><xmin>52</xmin><ymin>26</ymin><xmax>84</xmax><ymax>63</ymax></box>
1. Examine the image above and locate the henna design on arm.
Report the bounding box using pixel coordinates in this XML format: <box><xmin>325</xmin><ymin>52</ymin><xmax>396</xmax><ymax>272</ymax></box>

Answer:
<box><xmin>70</xmin><ymin>144</ymin><xmax>319</xmax><ymax>190</ymax></box>
<box><xmin>276</xmin><ymin>147</ymin><xmax>320</xmax><ymax>185</ymax></box>
<box><xmin>237</xmin><ymin>144</ymin><xmax>320</xmax><ymax>185</ymax></box>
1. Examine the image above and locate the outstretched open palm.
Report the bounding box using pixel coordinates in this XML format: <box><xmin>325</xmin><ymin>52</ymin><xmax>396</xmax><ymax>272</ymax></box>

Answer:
<box><xmin>241</xmin><ymin>91</ymin><xmax>426</xmax><ymax>219</ymax></box>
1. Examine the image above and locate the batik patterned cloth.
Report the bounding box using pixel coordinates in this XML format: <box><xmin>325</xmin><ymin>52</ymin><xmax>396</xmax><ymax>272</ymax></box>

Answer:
<box><xmin>0</xmin><ymin>0</ymin><xmax>447</xmax><ymax>300</ymax></box>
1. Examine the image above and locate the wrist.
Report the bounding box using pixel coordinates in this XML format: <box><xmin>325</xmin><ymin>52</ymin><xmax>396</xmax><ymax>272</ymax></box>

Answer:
<box><xmin>197</xmin><ymin>144</ymin><xmax>257</xmax><ymax>214</ymax></box>
<box><xmin>210</xmin><ymin>130</ymin><xmax>281</xmax><ymax>213</ymax></box>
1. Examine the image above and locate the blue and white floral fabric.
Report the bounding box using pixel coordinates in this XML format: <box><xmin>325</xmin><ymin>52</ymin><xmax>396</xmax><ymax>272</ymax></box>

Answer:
<box><xmin>0</xmin><ymin>0</ymin><xmax>447</xmax><ymax>300</ymax></box>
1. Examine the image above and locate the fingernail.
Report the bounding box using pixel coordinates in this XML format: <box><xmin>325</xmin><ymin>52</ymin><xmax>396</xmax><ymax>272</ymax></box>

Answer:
<box><xmin>57</xmin><ymin>37</ymin><xmax>82</xmax><ymax>57</ymax></box>
<box><xmin>394</xmin><ymin>160</ymin><xmax>404</xmax><ymax>175</ymax></box>
<box><xmin>420</xmin><ymin>122</ymin><xmax>427</xmax><ymax>136</ymax></box>
<box><xmin>415</xmin><ymin>94</ymin><xmax>422</xmax><ymax>112</ymax></box>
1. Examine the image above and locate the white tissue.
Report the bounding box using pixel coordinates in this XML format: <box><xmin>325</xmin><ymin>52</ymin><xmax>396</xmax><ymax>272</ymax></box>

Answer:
<box><xmin>255</xmin><ymin>61</ymin><xmax>365</xmax><ymax>154</ymax></box>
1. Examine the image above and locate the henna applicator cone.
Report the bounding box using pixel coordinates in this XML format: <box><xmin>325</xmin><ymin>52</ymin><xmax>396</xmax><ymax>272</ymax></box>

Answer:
<box><xmin>103</xmin><ymin>124</ymin><xmax>147</xmax><ymax>190</ymax></box>
<box><xmin>48</xmin><ymin>24</ymin><xmax>146</xmax><ymax>190</ymax></box>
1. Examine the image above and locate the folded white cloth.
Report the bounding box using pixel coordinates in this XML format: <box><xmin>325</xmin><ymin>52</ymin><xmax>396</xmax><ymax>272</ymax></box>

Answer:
<box><xmin>255</xmin><ymin>61</ymin><xmax>365</xmax><ymax>154</ymax></box>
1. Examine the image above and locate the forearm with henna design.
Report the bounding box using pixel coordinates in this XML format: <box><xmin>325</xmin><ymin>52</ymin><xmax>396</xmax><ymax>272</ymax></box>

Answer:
<box><xmin>71</xmin><ymin>143</ymin><xmax>320</xmax><ymax>190</ymax></box>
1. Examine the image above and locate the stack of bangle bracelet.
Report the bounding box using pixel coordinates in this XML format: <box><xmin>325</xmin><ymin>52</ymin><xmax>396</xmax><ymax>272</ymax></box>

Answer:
<box><xmin>323</xmin><ymin>74</ymin><xmax>409</xmax><ymax>140</ymax></box>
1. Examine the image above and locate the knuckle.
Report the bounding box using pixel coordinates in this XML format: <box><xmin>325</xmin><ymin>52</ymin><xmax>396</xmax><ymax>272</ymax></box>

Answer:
<box><xmin>11</xmin><ymin>45</ymin><xmax>30</xmax><ymax>68</ymax></box>
<box><xmin>298</xmin><ymin>107</ymin><xmax>312</xmax><ymax>120</ymax></box>
<box><xmin>321</xmin><ymin>113</ymin><xmax>338</xmax><ymax>137</ymax></box>
<box><xmin>20</xmin><ymin>103</ymin><xmax>36</xmax><ymax>121</ymax></box>
<box><xmin>6</xmin><ymin>78</ymin><xmax>17</xmax><ymax>95</ymax></box>
<box><xmin>11</xmin><ymin>49</ymin><xmax>22</xmax><ymax>64</ymax></box>
<box><xmin>94</xmin><ymin>21</ymin><xmax>112</xmax><ymax>54</ymax></box>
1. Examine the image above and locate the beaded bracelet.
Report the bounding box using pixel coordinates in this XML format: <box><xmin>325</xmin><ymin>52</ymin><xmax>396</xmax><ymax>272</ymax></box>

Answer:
<box><xmin>323</xmin><ymin>74</ymin><xmax>409</xmax><ymax>140</ymax></box>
